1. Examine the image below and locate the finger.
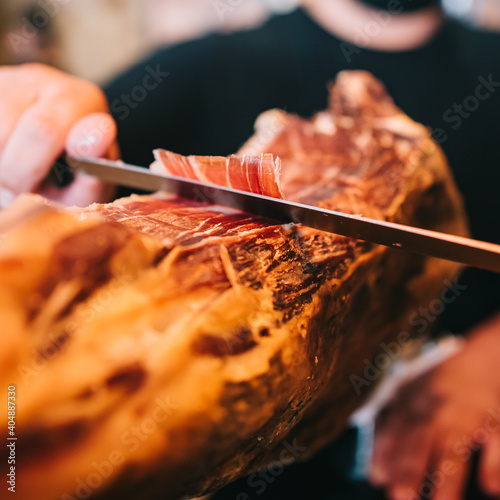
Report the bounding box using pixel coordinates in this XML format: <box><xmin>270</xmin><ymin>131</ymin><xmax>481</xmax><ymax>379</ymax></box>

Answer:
<box><xmin>40</xmin><ymin>113</ymin><xmax>118</xmax><ymax>207</ymax></box>
<box><xmin>40</xmin><ymin>173</ymin><xmax>116</xmax><ymax>207</ymax></box>
<box><xmin>371</xmin><ymin>414</ymin><xmax>407</xmax><ymax>486</ymax></box>
<box><xmin>371</xmin><ymin>402</ymin><xmax>408</xmax><ymax>486</ymax></box>
<box><xmin>372</xmin><ymin>418</ymin><xmax>435</xmax><ymax>497</ymax></box>
<box><xmin>385</xmin><ymin>426</ymin><xmax>436</xmax><ymax>500</ymax></box>
<box><xmin>431</xmin><ymin>435</ymin><xmax>470</xmax><ymax>500</ymax></box>
<box><xmin>0</xmin><ymin>68</ymin><xmax>38</xmax><ymax>180</ymax></box>
<box><xmin>371</xmin><ymin>385</ymin><xmax>438</xmax><ymax>488</ymax></box>
<box><xmin>0</xmin><ymin>96</ymin><xmax>89</xmax><ymax>194</ymax></box>
<box><xmin>0</xmin><ymin>88</ymin><xmax>37</xmax><ymax>154</ymax></box>
<box><xmin>370</xmin><ymin>429</ymin><xmax>392</xmax><ymax>486</ymax></box>
<box><xmin>66</xmin><ymin>112</ymin><xmax>118</xmax><ymax>159</ymax></box>
<box><xmin>480</xmin><ymin>431</ymin><xmax>500</xmax><ymax>496</ymax></box>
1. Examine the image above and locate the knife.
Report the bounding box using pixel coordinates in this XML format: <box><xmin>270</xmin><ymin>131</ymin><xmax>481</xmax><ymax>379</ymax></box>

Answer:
<box><xmin>66</xmin><ymin>156</ymin><xmax>500</xmax><ymax>274</ymax></box>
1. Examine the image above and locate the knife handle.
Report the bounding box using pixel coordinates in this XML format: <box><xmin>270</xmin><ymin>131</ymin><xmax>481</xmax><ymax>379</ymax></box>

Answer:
<box><xmin>47</xmin><ymin>155</ymin><xmax>75</xmax><ymax>188</ymax></box>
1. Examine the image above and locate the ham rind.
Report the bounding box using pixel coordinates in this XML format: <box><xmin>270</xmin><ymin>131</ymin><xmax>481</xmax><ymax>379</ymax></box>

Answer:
<box><xmin>151</xmin><ymin>149</ymin><xmax>284</xmax><ymax>199</ymax></box>
<box><xmin>0</xmin><ymin>71</ymin><xmax>468</xmax><ymax>500</ymax></box>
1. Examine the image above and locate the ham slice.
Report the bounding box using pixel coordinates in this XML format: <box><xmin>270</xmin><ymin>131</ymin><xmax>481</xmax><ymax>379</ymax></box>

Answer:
<box><xmin>151</xmin><ymin>150</ymin><xmax>284</xmax><ymax>199</ymax></box>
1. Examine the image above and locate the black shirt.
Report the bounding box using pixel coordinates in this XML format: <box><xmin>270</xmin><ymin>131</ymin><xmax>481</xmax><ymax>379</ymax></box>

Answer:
<box><xmin>106</xmin><ymin>7</ymin><xmax>500</xmax><ymax>334</ymax></box>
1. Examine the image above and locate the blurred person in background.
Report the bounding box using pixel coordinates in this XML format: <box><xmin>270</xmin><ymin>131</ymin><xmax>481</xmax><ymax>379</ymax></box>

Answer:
<box><xmin>0</xmin><ymin>0</ymin><xmax>279</xmax><ymax>83</ymax></box>
<box><xmin>143</xmin><ymin>0</ymin><xmax>271</xmax><ymax>47</ymax></box>
<box><xmin>1</xmin><ymin>0</ymin><xmax>500</xmax><ymax>499</ymax></box>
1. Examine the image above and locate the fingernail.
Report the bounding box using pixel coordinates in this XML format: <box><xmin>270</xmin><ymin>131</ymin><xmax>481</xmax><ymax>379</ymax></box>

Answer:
<box><xmin>0</xmin><ymin>188</ymin><xmax>15</xmax><ymax>208</ymax></box>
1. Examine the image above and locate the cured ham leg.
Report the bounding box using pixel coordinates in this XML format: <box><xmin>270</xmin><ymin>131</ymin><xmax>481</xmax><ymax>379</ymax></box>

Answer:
<box><xmin>0</xmin><ymin>71</ymin><xmax>467</xmax><ymax>500</ymax></box>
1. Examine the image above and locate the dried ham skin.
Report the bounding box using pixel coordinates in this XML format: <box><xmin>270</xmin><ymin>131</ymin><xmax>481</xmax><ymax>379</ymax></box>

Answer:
<box><xmin>0</xmin><ymin>71</ymin><xmax>468</xmax><ymax>500</ymax></box>
<box><xmin>151</xmin><ymin>149</ymin><xmax>284</xmax><ymax>199</ymax></box>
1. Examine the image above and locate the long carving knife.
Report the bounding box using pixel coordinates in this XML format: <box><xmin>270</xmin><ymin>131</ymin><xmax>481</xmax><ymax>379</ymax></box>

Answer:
<box><xmin>66</xmin><ymin>156</ymin><xmax>500</xmax><ymax>274</ymax></box>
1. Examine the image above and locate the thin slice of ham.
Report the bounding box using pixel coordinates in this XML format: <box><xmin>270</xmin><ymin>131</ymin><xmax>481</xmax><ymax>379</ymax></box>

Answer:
<box><xmin>151</xmin><ymin>149</ymin><xmax>284</xmax><ymax>199</ymax></box>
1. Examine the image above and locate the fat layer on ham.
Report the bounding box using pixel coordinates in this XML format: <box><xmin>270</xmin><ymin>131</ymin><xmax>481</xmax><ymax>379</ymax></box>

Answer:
<box><xmin>151</xmin><ymin>149</ymin><xmax>284</xmax><ymax>199</ymax></box>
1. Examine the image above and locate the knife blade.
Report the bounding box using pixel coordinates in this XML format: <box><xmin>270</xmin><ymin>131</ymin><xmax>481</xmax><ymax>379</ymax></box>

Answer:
<box><xmin>66</xmin><ymin>156</ymin><xmax>500</xmax><ymax>274</ymax></box>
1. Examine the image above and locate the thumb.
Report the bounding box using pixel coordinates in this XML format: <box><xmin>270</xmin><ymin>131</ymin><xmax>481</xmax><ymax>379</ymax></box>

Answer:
<box><xmin>66</xmin><ymin>112</ymin><xmax>118</xmax><ymax>159</ymax></box>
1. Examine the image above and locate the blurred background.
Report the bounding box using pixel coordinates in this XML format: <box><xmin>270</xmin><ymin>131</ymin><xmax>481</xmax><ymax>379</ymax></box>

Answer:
<box><xmin>0</xmin><ymin>0</ymin><xmax>499</xmax><ymax>84</ymax></box>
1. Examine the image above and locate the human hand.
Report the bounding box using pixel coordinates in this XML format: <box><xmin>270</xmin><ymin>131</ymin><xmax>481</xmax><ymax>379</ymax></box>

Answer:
<box><xmin>0</xmin><ymin>63</ymin><xmax>119</xmax><ymax>208</ymax></box>
<box><xmin>370</xmin><ymin>314</ymin><xmax>500</xmax><ymax>500</ymax></box>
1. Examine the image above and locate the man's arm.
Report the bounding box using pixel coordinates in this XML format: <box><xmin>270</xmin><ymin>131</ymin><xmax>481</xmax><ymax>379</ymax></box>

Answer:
<box><xmin>371</xmin><ymin>312</ymin><xmax>500</xmax><ymax>500</ymax></box>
